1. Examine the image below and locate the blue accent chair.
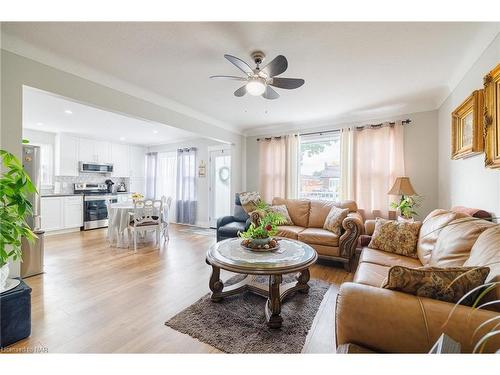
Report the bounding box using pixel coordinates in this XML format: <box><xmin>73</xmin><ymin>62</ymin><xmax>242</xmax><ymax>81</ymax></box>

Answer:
<box><xmin>216</xmin><ymin>193</ymin><xmax>251</xmax><ymax>242</ymax></box>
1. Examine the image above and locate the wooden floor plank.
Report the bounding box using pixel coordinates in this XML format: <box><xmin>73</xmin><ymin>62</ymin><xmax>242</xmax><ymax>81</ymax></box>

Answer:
<box><xmin>8</xmin><ymin>225</ymin><xmax>351</xmax><ymax>353</ymax></box>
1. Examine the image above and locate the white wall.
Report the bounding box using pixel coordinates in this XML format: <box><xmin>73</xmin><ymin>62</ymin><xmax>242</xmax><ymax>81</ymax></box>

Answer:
<box><xmin>438</xmin><ymin>33</ymin><xmax>500</xmax><ymax>219</ymax></box>
<box><xmin>148</xmin><ymin>139</ymin><xmax>234</xmax><ymax>228</ymax></box>
<box><xmin>246</xmin><ymin>109</ymin><xmax>439</xmax><ymax>219</ymax></box>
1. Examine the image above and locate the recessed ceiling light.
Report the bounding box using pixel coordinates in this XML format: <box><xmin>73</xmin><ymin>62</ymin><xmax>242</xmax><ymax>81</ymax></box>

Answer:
<box><xmin>64</xmin><ymin>109</ymin><xmax>73</xmax><ymax>115</ymax></box>
<box><xmin>36</xmin><ymin>122</ymin><xmax>44</xmax><ymax>126</ymax></box>
<box><xmin>119</xmin><ymin>136</ymin><xmax>126</xmax><ymax>141</ymax></box>
<box><xmin>153</xmin><ymin>130</ymin><xmax>159</xmax><ymax>134</ymax></box>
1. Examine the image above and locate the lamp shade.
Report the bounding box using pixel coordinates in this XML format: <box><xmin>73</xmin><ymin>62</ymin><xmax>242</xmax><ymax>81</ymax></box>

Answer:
<box><xmin>388</xmin><ymin>177</ymin><xmax>417</xmax><ymax>196</ymax></box>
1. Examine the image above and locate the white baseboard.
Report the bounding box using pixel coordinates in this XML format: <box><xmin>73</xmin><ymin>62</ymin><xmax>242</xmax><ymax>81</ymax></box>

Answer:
<box><xmin>44</xmin><ymin>227</ymin><xmax>82</xmax><ymax>236</ymax></box>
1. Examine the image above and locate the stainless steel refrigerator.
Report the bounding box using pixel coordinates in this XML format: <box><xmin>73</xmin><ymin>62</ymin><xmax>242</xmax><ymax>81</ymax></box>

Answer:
<box><xmin>21</xmin><ymin>145</ymin><xmax>45</xmax><ymax>278</ymax></box>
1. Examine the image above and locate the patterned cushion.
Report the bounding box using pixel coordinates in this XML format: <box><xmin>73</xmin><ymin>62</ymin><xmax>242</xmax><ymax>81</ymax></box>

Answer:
<box><xmin>368</xmin><ymin>218</ymin><xmax>421</xmax><ymax>258</ymax></box>
<box><xmin>268</xmin><ymin>204</ymin><xmax>294</xmax><ymax>225</ymax></box>
<box><xmin>238</xmin><ymin>191</ymin><xmax>262</xmax><ymax>213</ymax></box>
<box><xmin>382</xmin><ymin>265</ymin><xmax>490</xmax><ymax>305</ymax></box>
<box><xmin>323</xmin><ymin>206</ymin><xmax>349</xmax><ymax>235</ymax></box>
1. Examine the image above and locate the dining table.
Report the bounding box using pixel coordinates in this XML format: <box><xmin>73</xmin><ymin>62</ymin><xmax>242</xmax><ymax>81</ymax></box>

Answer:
<box><xmin>107</xmin><ymin>201</ymin><xmax>135</xmax><ymax>248</ymax></box>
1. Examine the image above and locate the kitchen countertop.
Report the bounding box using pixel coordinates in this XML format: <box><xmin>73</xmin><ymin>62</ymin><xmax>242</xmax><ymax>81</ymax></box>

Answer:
<box><xmin>41</xmin><ymin>192</ymin><xmax>130</xmax><ymax>197</ymax></box>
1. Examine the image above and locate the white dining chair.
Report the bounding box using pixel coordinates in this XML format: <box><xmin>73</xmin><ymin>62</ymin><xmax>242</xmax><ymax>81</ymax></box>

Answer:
<box><xmin>160</xmin><ymin>196</ymin><xmax>173</xmax><ymax>241</ymax></box>
<box><xmin>128</xmin><ymin>199</ymin><xmax>163</xmax><ymax>252</ymax></box>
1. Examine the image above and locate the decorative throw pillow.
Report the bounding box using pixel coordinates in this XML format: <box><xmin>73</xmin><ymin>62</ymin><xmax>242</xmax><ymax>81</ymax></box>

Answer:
<box><xmin>323</xmin><ymin>206</ymin><xmax>349</xmax><ymax>235</ymax></box>
<box><xmin>368</xmin><ymin>218</ymin><xmax>421</xmax><ymax>258</ymax></box>
<box><xmin>238</xmin><ymin>191</ymin><xmax>262</xmax><ymax>213</ymax></box>
<box><xmin>268</xmin><ymin>205</ymin><xmax>294</xmax><ymax>225</ymax></box>
<box><xmin>382</xmin><ymin>265</ymin><xmax>490</xmax><ymax>305</ymax></box>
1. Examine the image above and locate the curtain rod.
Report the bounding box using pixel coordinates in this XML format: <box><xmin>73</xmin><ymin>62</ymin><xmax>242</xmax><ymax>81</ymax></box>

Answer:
<box><xmin>256</xmin><ymin>118</ymin><xmax>412</xmax><ymax>141</ymax></box>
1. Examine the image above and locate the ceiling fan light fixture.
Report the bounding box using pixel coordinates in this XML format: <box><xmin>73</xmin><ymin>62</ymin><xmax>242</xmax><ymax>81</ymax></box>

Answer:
<box><xmin>246</xmin><ymin>78</ymin><xmax>266</xmax><ymax>96</ymax></box>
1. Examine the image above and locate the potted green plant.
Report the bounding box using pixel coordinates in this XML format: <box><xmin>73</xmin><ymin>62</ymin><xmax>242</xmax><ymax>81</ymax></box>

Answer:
<box><xmin>238</xmin><ymin>202</ymin><xmax>287</xmax><ymax>250</ymax></box>
<box><xmin>390</xmin><ymin>195</ymin><xmax>422</xmax><ymax>221</ymax></box>
<box><xmin>0</xmin><ymin>150</ymin><xmax>37</xmax><ymax>290</ymax></box>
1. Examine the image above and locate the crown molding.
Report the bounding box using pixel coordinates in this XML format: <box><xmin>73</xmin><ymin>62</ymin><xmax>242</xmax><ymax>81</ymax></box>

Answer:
<box><xmin>1</xmin><ymin>32</ymin><xmax>242</xmax><ymax>136</ymax></box>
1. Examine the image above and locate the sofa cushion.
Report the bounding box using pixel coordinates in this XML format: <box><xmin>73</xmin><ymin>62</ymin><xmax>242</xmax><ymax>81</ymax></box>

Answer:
<box><xmin>276</xmin><ymin>225</ymin><xmax>305</xmax><ymax>239</ymax></box>
<box><xmin>429</xmin><ymin>217</ymin><xmax>495</xmax><ymax>267</ymax></box>
<box><xmin>308</xmin><ymin>200</ymin><xmax>358</xmax><ymax>228</ymax></box>
<box><xmin>218</xmin><ymin>221</ymin><xmax>247</xmax><ymax>238</ymax></box>
<box><xmin>416</xmin><ymin>209</ymin><xmax>468</xmax><ymax>265</ymax></box>
<box><xmin>360</xmin><ymin>248</ymin><xmax>423</xmax><ymax>268</ymax></box>
<box><xmin>368</xmin><ymin>218</ymin><xmax>421</xmax><ymax>258</ymax></box>
<box><xmin>382</xmin><ymin>265</ymin><xmax>490</xmax><ymax>305</ymax></box>
<box><xmin>323</xmin><ymin>206</ymin><xmax>349</xmax><ymax>235</ymax></box>
<box><xmin>353</xmin><ymin>262</ymin><xmax>389</xmax><ymax>287</ymax></box>
<box><xmin>269</xmin><ymin>204</ymin><xmax>294</xmax><ymax>225</ymax></box>
<box><xmin>272</xmin><ymin>198</ymin><xmax>310</xmax><ymax>227</ymax></box>
<box><xmin>298</xmin><ymin>228</ymin><xmax>339</xmax><ymax>247</ymax></box>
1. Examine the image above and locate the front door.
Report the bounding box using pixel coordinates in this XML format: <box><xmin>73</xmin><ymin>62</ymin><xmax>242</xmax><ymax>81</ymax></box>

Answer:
<box><xmin>209</xmin><ymin>149</ymin><xmax>231</xmax><ymax>228</ymax></box>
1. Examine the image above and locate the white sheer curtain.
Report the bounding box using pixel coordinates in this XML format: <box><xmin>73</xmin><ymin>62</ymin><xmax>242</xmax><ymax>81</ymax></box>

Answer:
<box><xmin>145</xmin><ymin>152</ymin><xmax>158</xmax><ymax>199</ymax></box>
<box><xmin>285</xmin><ymin>134</ymin><xmax>299</xmax><ymax>199</ymax></box>
<box><xmin>340</xmin><ymin>128</ymin><xmax>353</xmax><ymax>201</ymax></box>
<box><xmin>351</xmin><ymin>122</ymin><xmax>405</xmax><ymax>219</ymax></box>
<box><xmin>156</xmin><ymin>151</ymin><xmax>177</xmax><ymax>222</ymax></box>
<box><xmin>176</xmin><ymin>147</ymin><xmax>197</xmax><ymax>225</ymax></box>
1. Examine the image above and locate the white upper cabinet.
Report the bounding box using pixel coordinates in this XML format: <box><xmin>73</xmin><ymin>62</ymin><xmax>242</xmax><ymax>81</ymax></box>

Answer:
<box><xmin>111</xmin><ymin>143</ymin><xmax>130</xmax><ymax>177</ymax></box>
<box><xmin>55</xmin><ymin>133</ymin><xmax>79</xmax><ymax>176</ymax></box>
<box><xmin>129</xmin><ymin>145</ymin><xmax>146</xmax><ymax>178</ymax></box>
<box><xmin>78</xmin><ymin>138</ymin><xmax>112</xmax><ymax>164</ymax></box>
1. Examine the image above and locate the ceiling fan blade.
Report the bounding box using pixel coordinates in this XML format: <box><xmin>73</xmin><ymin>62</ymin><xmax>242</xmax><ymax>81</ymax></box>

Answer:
<box><xmin>270</xmin><ymin>77</ymin><xmax>305</xmax><ymax>90</ymax></box>
<box><xmin>224</xmin><ymin>54</ymin><xmax>254</xmax><ymax>75</ymax></box>
<box><xmin>262</xmin><ymin>86</ymin><xmax>279</xmax><ymax>100</ymax></box>
<box><xmin>234</xmin><ymin>85</ymin><xmax>247</xmax><ymax>97</ymax></box>
<box><xmin>210</xmin><ymin>75</ymin><xmax>247</xmax><ymax>81</ymax></box>
<box><xmin>261</xmin><ymin>55</ymin><xmax>288</xmax><ymax>77</ymax></box>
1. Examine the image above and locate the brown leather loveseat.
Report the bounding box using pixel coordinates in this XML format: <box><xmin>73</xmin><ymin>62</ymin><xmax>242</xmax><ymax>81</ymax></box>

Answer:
<box><xmin>272</xmin><ymin>198</ymin><xmax>363</xmax><ymax>271</ymax></box>
<box><xmin>335</xmin><ymin>209</ymin><xmax>500</xmax><ymax>353</ymax></box>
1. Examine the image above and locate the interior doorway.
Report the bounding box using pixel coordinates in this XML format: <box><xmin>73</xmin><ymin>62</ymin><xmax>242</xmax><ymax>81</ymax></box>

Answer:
<box><xmin>208</xmin><ymin>147</ymin><xmax>231</xmax><ymax>228</ymax></box>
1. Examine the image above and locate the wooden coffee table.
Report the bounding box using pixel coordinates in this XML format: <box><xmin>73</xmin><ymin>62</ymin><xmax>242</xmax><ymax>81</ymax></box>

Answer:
<box><xmin>206</xmin><ymin>238</ymin><xmax>318</xmax><ymax>329</ymax></box>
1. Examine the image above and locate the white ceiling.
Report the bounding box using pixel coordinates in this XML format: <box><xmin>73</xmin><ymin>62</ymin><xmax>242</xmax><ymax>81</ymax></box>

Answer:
<box><xmin>4</xmin><ymin>22</ymin><xmax>500</xmax><ymax>134</ymax></box>
<box><xmin>23</xmin><ymin>87</ymin><xmax>196</xmax><ymax>145</ymax></box>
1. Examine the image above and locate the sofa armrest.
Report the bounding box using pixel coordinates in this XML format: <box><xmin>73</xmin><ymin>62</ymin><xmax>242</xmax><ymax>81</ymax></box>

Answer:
<box><xmin>335</xmin><ymin>282</ymin><xmax>500</xmax><ymax>353</ymax></box>
<box><xmin>339</xmin><ymin>212</ymin><xmax>363</xmax><ymax>260</ymax></box>
<box><xmin>216</xmin><ymin>215</ymin><xmax>236</xmax><ymax>229</ymax></box>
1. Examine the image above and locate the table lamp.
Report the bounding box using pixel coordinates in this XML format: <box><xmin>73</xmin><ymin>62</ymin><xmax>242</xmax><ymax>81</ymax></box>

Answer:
<box><xmin>388</xmin><ymin>177</ymin><xmax>417</xmax><ymax>203</ymax></box>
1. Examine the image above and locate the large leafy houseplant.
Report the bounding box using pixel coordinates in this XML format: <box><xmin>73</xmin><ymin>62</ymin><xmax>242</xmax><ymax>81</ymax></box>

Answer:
<box><xmin>238</xmin><ymin>201</ymin><xmax>287</xmax><ymax>246</ymax></box>
<box><xmin>0</xmin><ymin>150</ymin><xmax>37</xmax><ymax>285</ymax></box>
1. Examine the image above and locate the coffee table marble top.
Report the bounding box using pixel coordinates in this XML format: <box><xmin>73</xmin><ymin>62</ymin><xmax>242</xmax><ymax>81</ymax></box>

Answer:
<box><xmin>207</xmin><ymin>237</ymin><xmax>317</xmax><ymax>275</ymax></box>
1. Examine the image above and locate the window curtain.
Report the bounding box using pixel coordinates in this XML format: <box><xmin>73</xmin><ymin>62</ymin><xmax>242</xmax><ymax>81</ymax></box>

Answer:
<box><xmin>145</xmin><ymin>152</ymin><xmax>158</xmax><ymax>199</ymax></box>
<box><xmin>351</xmin><ymin>122</ymin><xmax>405</xmax><ymax>219</ymax></box>
<box><xmin>340</xmin><ymin>128</ymin><xmax>354</xmax><ymax>201</ymax></box>
<box><xmin>156</xmin><ymin>151</ymin><xmax>177</xmax><ymax>222</ymax></box>
<box><xmin>176</xmin><ymin>147</ymin><xmax>197</xmax><ymax>225</ymax></box>
<box><xmin>285</xmin><ymin>134</ymin><xmax>299</xmax><ymax>199</ymax></box>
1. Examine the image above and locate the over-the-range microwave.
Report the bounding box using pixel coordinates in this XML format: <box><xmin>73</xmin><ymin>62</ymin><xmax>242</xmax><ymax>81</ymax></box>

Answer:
<box><xmin>79</xmin><ymin>161</ymin><xmax>114</xmax><ymax>174</ymax></box>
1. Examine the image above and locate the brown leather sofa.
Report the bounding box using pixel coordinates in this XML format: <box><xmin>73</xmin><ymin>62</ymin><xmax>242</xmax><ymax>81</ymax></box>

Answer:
<box><xmin>336</xmin><ymin>209</ymin><xmax>500</xmax><ymax>353</ymax></box>
<box><xmin>272</xmin><ymin>198</ymin><xmax>363</xmax><ymax>271</ymax></box>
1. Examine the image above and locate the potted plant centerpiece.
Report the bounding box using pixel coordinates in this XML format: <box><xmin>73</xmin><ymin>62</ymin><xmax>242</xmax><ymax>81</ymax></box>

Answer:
<box><xmin>238</xmin><ymin>202</ymin><xmax>287</xmax><ymax>251</ymax></box>
<box><xmin>0</xmin><ymin>150</ymin><xmax>37</xmax><ymax>291</ymax></box>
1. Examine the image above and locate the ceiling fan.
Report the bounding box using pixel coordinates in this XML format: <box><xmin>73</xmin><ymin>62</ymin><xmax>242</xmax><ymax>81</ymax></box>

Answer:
<box><xmin>210</xmin><ymin>51</ymin><xmax>305</xmax><ymax>100</ymax></box>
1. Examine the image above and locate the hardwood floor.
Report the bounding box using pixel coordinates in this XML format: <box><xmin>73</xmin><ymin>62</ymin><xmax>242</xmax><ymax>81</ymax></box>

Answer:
<box><xmin>8</xmin><ymin>225</ymin><xmax>353</xmax><ymax>353</ymax></box>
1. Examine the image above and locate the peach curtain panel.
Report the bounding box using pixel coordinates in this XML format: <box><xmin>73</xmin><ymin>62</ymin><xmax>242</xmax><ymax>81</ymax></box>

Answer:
<box><xmin>352</xmin><ymin>122</ymin><xmax>405</xmax><ymax>219</ymax></box>
<box><xmin>259</xmin><ymin>135</ymin><xmax>299</xmax><ymax>203</ymax></box>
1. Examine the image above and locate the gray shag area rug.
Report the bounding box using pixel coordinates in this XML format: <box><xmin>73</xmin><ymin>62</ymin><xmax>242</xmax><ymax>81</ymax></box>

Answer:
<box><xmin>165</xmin><ymin>274</ymin><xmax>330</xmax><ymax>353</ymax></box>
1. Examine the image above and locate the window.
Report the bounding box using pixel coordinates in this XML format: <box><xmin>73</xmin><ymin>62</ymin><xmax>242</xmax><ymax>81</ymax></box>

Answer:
<box><xmin>29</xmin><ymin>142</ymin><xmax>54</xmax><ymax>189</ymax></box>
<box><xmin>299</xmin><ymin>132</ymin><xmax>341</xmax><ymax>201</ymax></box>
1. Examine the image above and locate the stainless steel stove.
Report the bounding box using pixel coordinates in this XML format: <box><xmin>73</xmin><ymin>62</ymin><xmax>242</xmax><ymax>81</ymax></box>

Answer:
<box><xmin>74</xmin><ymin>183</ymin><xmax>118</xmax><ymax>230</ymax></box>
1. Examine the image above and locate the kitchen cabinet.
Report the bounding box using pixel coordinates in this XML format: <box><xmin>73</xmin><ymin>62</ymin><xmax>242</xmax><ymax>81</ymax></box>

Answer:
<box><xmin>55</xmin><ymin>133</ymin><xmax>79</xmax><ymax>176</ymax></box>
<box><xmin>111</xmin><ymin>143</ymin><xmax>130</xmax><ymax>177</ymax></box>
<box><xmin>78</xmin><ymin>138</ymin><xmax>112</xmax><ymax>164</ymax></box>
<box><xmin>41</xmin><ymin>196</ymin><xmax>83</xmax><ymax>232</ymax></box>
<box><xmin>129</xmin><ymin>145</ymin><xmax>146</xmax><ymax>178</ymax></box>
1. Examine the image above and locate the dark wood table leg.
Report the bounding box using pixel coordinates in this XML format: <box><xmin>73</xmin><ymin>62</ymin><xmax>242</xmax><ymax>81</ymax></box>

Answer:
<box><xmin>296</xmin><ymin>268</ymin><xmax>310</xmax><ymax>294</ymax></box>
<box><xmin>209</xmin><ymin>265</ymin><xmax>224</xmax><ymax>302</ymax></box>
<box><xmin>265</xmin><ymin>274</ymin><xmax>283</xmax><ymax>329</ymax></box>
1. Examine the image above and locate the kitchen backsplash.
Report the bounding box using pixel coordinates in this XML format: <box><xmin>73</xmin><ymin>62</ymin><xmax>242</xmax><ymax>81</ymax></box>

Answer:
<box><xmin>45</xmin><ymin>175</ymin><xmax>130</xmax><ymax>194</ymax></box>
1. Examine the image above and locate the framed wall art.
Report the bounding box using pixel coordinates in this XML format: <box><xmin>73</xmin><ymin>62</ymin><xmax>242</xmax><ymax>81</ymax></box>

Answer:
<box><xmin>451</xmin><ymin>89</ymin><xmax>484</xmax><ymax>159</ymax></box>
<box><xmin>484</xmin><ymin>63</ymin><xmax>500</xmax><ymax>169</ymax></box>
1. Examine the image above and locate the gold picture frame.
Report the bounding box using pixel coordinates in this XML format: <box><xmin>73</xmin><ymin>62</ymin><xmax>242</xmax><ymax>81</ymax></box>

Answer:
<box><xmin>451</xmin><ymin>90</ymin><xmax>484</xmax><ymax>159</ymax></box>
<box><xmin>484</xmin><ymin>64</ymin><xmax>500</xmax><ymax>169</ymax></box>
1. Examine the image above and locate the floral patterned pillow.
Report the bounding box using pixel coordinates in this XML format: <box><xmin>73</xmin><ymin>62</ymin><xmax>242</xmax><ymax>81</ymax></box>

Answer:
<box><xmin>268</xmin><ymin>205</ymin><xmax>294</xmax><ymax>225</ymax></box>
<box><xmin>368</xmin><ymin>218</ymin><xmax>421</xmax><ymax>258</ymax></box>
<box><xmin>323</xmin><ymin>206</ymin><xmax>349</xmax><ymax>235</ymax></box>
<box><xmin>382</xmin><ymin>265</ymin><xmax>490</xmax><ymax>305</ymax></box>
